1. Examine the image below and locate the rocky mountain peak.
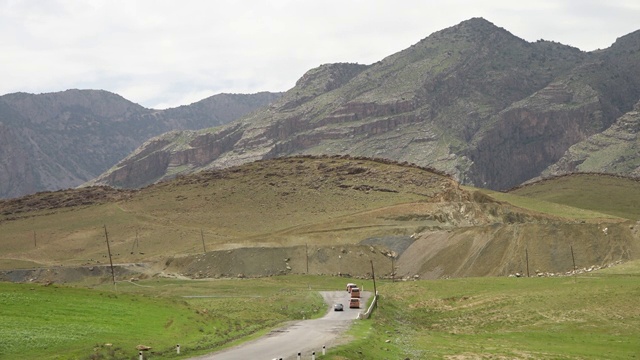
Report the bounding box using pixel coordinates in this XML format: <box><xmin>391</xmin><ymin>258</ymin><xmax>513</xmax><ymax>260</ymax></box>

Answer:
<box><xmin>609</xmin><ymin>28</ymin><xmax>640</xmax><ymax>51</ymax></box>
<box><xmin>429</xmin><ymin>17</ymin><xmax>517</xmax><ymax>45</ymax></box>
<box><xmin>294</xmin><ymin>63</ymin><xmax>368</xmax><ymax>91</ymax></box>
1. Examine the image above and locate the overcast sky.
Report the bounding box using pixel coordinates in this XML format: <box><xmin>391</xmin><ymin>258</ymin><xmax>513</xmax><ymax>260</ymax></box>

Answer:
<box><xmin>2</xmin><ymin>0</ymin><xmax>639</xmax><ymax>109</ymax></box>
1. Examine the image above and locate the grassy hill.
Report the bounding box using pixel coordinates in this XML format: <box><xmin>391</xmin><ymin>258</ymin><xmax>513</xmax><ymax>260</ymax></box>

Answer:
<box><xmin>0</xmin><ymin>156</ymin><xmax>460</xmax><ymax>270</ymax></box>
<box><xmin>1</xmin><ymin>157</ymin><xmax>639</xmax><ymax>281</ymax></box>
<box><xmin>508</xmin><ymin>173</ymin><xmax>640</xmax><ymax>221</ymax></box>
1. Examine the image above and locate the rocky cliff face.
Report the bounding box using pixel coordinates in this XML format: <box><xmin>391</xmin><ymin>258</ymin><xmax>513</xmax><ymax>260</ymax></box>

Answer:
<box><xmin>466</xmin><ymin>81</ymin><xmax>605</xmax><ymax>189</ymax></box>
<box><xmin>0</xmin><ymin>90</ymin><xmax>282</xmax><ymax>198</ymax></box>
<box><xmin>541</xmin><ymin>100</ymin><xmax>640</xmax><ymax>178</ymax></box>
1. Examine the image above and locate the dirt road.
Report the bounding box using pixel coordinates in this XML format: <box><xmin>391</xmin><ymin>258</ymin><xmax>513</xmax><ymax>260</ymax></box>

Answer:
<box><xmin>190</xmin><ymin>290</ymin><xmax>371</xmax><ymax>360</ymax></box>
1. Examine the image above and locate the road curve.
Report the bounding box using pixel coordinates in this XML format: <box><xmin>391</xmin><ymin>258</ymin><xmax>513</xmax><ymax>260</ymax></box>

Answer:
<box><xmin>189</xmin><ymin>290</ymin><xmax>371</xmax><ymax>360</ymax></box>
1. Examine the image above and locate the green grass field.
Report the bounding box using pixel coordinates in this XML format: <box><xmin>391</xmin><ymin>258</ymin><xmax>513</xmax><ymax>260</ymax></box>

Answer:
<box><xmin>507</xmin><ymin>174</ymin><xmax>640</xmax><ymax>221</ymax></box>
<box><xmin>3</xmin><ymin>269</ymin><xmax>640</xmax><ymax>359</ymax></box>
<box><xmin>0</xmin><ymin>275</ymin><xmax>341</xmax><ymax>359</ymax></box>
<box><xmin>327</xmin><ymin>267</ymin><xmax>640</xmax><ymax>359</ymax></box>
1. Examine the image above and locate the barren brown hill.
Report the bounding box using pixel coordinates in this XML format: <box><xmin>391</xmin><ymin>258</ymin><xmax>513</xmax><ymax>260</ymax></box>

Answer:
<box><xmin>1</xmin><ymin>156</ymin><xmax>638</xmax><ymax>283</ymax></box>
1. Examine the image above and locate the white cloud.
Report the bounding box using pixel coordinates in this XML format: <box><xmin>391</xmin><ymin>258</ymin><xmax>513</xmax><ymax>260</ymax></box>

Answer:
<box><xmin>1</xmin><ymin>0</ymin><xmax>638</xmax><ymax>109</ymax></box>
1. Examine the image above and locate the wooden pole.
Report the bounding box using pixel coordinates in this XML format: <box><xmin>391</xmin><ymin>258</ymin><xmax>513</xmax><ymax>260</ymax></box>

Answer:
<box><xmin>525</xmin><ymin>247</ymin><xmax>530</xmax><ymax>278</ymax></box>
<box><xmin>570</xmin><ymin>245</ymin><xmax>577</xmax><ymax>282</ymax></box>
<box><xmin>306</xmin><ymin>243</ymin><xmax>309</xmax><ymax>274</ymax></box>
<box><xmin>130</xmin><ymin>229</ymin><xmax>138</xmax><ymax>254</ymax></box>
<box><xmin>104</xmin><ymin>225</ymin><xmax>116</xmax><ymax>286</ymax></box>
<box><xmin>201</xmin><ymin>229</ymin><xmax>206</xmax><ymax>253</ymax></box>
<box><xmin>391</xmin><ymin>256</ymin><xmax>395</xmax><ymax>283</ymax></box>
<box><xmin>370</xmin><ymin>259</ymin><xmax>377</xmax><ymax>297</ymax></box>
<box><xmin>33</xmin><ymin>230</ymin><xmax>37</xmax><ymax>248</ymax></box>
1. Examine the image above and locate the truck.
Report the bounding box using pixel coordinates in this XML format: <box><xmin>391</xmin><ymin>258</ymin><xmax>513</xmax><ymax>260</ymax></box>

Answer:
<box><xmin>349</xmin><ymin>297</ymin><xmax>360</xmax><ymax>308</ymax></box>
<box><xmin>350</xmin><ymin>287</ymin><xmax>360</xmax><ymax>298</ymax></box>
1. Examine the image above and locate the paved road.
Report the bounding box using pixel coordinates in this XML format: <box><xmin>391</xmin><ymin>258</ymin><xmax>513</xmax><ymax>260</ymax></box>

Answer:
<box><xmin>190</xmin><ymin>290</ymin><xmax>371</xmax><ymax>360</ymax></box>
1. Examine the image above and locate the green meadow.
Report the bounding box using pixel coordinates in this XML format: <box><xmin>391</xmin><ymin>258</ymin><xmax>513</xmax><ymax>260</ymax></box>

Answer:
<box><xmin>0</xmin><ymin>276</ymin><xmax>338</xmax><ymax>359</ymax></box>
<box><xmin>328</xmin><ymin>268</ymin><xmax>640</xmax><ymax>359</ymax></box>
<box><xmin>3</xmin><ymin>269</ymin><xmax>640</xmax><ymax>359</ymax></box>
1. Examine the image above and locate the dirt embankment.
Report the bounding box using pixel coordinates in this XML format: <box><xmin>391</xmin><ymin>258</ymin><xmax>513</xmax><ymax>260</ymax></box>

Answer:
<box><xmin>398</xmin><ymin>220</ymin><xmax>640</xmax><ymax>279</ymax></box>
<box><xmin>0</xmin><ymin>244</ymin><xmax>400</xmax><ymax>284</ymax></box>
<box><xmin>3</xmin><ymin>220</ymin><xmax>638</xmax><ymax>284</ymax></box>
<box><xmin>0</xmin><ymin>263</ymin><xmax>149</xmax><ymax>284</ymax></box>
<box><xmin>162</xmin><ymin>244</ymin><xmax>397</xmax><ymax>279</ymax></box>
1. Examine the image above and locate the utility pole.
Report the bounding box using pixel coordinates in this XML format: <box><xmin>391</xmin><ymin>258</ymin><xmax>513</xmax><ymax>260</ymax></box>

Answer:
<box><xmin>201</xmin><ymin>229</ymin><xmax>206</xmax><ymax>254</ymax></box>
<box><xmin>370</xmin><ymin>259</ymin><xmax>377</xmax><ymax>297</ymax></box>
<box><xmin>570</xmin><ymin>245</ymin><xmax>577</xmax><ymax>282</ymax></box>
<box><xmin>391</xmin><ymin>256</ymin><xmax>395</xmax><ymax>283</ymax></box>
<box><xmin>33</xmin><ymin>230</ymin><xmax>37</xmax><ymax>248</ymax></box>
<box><xmin>130</xmin><ymin>229</ymin><xmax>139</xmax><ymax>254</ymax></box>
<box><xmin>104</xmin><ymin>225</ymin><xmax>116</xmax><ymax>286</ymax></box>
<box><xmin>306</xmin><ymin>243</ymin><xmax>309</xmax><ymax>274</ymax></box>
<box><xmin>525</xmin><ymin>247</ymin><xmax>530</xmax><ymax>278</ymax></box>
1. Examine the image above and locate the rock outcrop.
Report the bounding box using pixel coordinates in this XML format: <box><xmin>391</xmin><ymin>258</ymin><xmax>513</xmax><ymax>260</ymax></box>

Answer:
<box><xmin>541</xmin><ymin>100</ymin><xmax>640</xmax><ymax>177</ymax></box>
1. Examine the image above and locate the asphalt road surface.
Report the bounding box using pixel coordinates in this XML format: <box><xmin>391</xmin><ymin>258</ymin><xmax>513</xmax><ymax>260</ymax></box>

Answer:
<box><xmin>189</xmin><ymin>290</ymin><xmax>371</xmax><ymax>360</ymax></box>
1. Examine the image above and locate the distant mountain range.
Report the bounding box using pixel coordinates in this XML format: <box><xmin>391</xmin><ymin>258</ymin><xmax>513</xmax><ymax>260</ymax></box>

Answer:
<box><xmin>0</xmin><ymin>90</ymin><xmax>282</xmax><ymax>198</ymax></box>
<box><xmin>3</xmin><ymin>17</ymin><xmax>640</xmax><ymax>198</ymax></box>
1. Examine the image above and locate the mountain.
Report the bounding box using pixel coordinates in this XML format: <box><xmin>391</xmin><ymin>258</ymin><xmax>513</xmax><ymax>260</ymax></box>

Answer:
<box><xmin>90</xmin><ymin>18</ymin><xmax>640</xmax><ymax>190</ymax></box>
<box><xmin>0</xmin><ymin>90</ymin><xmax>282</xmax><ymax>198</ymax></box>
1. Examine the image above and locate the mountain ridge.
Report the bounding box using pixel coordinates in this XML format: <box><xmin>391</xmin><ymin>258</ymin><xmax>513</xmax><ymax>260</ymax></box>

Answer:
<box><xmin>0</xmin><ymin>90</ymin><xmax>282</xmax><ymax>198</ymax></box>
<box><xmin>90</xmin><ymin>18</ymin><xmax>640</xmax><ymax>190</ymax></box>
